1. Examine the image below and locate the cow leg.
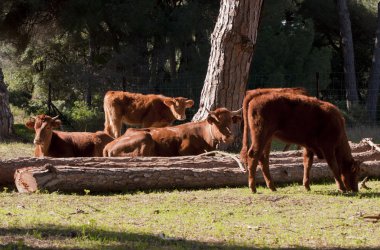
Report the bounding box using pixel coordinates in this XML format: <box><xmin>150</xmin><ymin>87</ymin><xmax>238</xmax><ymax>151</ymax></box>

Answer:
<box><xmin>323</xmin><ymin>149</ymin><xmax>346</xmax><ymax>192</ymax></box>
<box><xmin>302</xmin><ymin>148</ymin><xmax>314</xmax><ymax>191</ymax></box>
<box><xmin>259</xmin><ymin>140</ymin><xmax>276</xmax><ymax>191</ymax></box>
<box><xmin>110</xmin><ymin>119</ymin><xmax>123</xmax><ymax>138</ymax></box>
<box><xmin>247</xmin><ymin>134</ymin><xmax>269</xmax><ymax>193</ymax></box>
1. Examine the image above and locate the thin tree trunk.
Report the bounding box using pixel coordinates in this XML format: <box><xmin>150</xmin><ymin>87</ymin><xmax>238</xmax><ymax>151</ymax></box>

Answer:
<box><xmin>366</xmin><ymin>2</ymin><xmax>380</xmax><ymax>123</ymax></box>
<box><xmin>336</xmin><ymin>0</ymin><xmax>359</xmax><ymax>111</ymax></box>
<box><xmin>86</xmin><ymin>29</ymin><xmax>96</xmax><ymax>107</ymax></box>
<box><xmin>0</xmin><ymin>68</ymin><xmax>13</xmax><ymax>140</ymax></box>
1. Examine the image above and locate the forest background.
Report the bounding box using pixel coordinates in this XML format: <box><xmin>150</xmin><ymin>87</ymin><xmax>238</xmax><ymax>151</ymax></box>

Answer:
<box><xmin>0</xmin><ymin>0</ymin><xmax>379</xmax><ymax>132</ymax></box>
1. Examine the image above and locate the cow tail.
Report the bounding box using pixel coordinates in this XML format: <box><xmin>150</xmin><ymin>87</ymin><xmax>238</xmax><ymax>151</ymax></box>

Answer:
<box><xmin>240</xmin><ymin>97</ymin><xmax>250</xmax><ymax>167</ymax></box>
<box><xmin>104</xmin><ymin>101</ymin><xmax>112</xmax><ymax>136</ymax></box>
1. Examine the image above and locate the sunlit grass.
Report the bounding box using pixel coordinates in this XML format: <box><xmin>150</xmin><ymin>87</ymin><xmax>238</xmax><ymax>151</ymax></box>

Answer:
<box><xmin>0</xmin><ymin>182</ymin><xmax>379</xmax><ymax>249</ymax></box>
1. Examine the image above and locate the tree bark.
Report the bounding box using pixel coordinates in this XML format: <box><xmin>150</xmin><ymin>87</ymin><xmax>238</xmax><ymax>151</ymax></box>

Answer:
<box><xmin>192</xmin><ymin>0</ymin><xmax>263</xmax><ymax>121</ymax></box>
<box><xmin>0</xmin><ymin>67</ymin><xmax>13</xmax><ymax>140</ymax></box>
<box><xmin>366</xmin><ymin>2</ymin><xmax>380</xmax><ymax>123</ymax></box>
<box><xmin>336</xmin><ymin>0</ymin><xmax>359</xmax><ymax>111</ymax></box>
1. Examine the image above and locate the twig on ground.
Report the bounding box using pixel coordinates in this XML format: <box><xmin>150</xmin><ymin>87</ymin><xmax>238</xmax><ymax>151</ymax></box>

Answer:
<box><xmin>359</xmin><ymin>176</ymin><xmax>371</xmax><ymax>190</ymax></box>
<box><xmin>197</xmin><ymin>150</ymin><xmax>246</xmax><ymax>172</ymax></box>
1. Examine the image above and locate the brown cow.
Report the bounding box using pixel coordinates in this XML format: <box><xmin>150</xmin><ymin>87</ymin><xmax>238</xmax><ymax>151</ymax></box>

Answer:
<box><xmin>103</xmin><ymin>91</ymin><xmax>194</xmax><ymax>138</ymax></box>
<box><xmin>103</xmin><ymin>108</ymin><xmax>242</xmax><ymax>157</ymax></box>
<box><xmin>103</xmin><ymin>128</ymin><xmax>154</xmax><ymax>157</ymax></box>
<box><xmin>25</xmin><ymin>115</ymin><xmax>114</xmax><ymax>157</ymax></box>
<box><xmin>244</xmin><ymin>92</ymin><xmax>360</xmax><ymax>193</ymax></box>
<box><xmin>240</xmin><ymin>87</ymin><xmax>308</xmax><ymax>166</ymax></box>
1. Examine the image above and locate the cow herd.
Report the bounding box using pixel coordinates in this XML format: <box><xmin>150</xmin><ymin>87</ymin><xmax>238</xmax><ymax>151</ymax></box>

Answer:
<box><xmin>25</xmin><ymin>88</ymin><xmax>361</xmax><ymax>193</ymax></box>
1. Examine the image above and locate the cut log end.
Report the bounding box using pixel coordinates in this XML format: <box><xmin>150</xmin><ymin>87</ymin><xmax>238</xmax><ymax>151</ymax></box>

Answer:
<box><xmin>15</xmin><ymin>169</ymin><xmax>38</xmax><ymax>193</ymax></box>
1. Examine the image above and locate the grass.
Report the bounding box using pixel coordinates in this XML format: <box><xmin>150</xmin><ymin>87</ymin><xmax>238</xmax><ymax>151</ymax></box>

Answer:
<box><xmin>1</xmin><ymin>126</ymin><xmax>380</xmax><ymax>249</ymax></box>
<box><xmin>0</xmin><ymin>183</ymin><xmax>379</xmax><ymax>249</ymax></box>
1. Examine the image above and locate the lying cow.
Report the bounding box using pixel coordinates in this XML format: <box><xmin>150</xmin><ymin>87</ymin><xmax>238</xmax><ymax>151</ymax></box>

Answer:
<box><xmin>103</xmin><ymin>129</ymin><xmax>154</xmax><ymax>157</ymax></box>
<box><xmin>103</xmin><ymin>91</ymin><xmax>194</xmax><ymax>138</ymax></box>
<box><xmin>240</xmin><ymin>87</ymin><xmax>308</xmax><ymax>166</ymax></box>
<box><xmin>103</xmin><ymin>108</ymin><xmax>242</xmax><ymax>157</ymax></box>
<box><xmin>244</xmin><ymin>92</ymin><xmax>360</xmax><ymax>193</ymax></box>
<box><xmin>26</xmin><ymin>115</ymin><xmax>114</xmax><ymax>157</ymax></box>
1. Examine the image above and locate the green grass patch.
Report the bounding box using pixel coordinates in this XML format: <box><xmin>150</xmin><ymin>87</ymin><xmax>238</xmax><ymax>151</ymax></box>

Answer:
<box><xmin>0</xmin><ymin>183</ymin><xmax>379</xmax><ymax>249</ymax></box>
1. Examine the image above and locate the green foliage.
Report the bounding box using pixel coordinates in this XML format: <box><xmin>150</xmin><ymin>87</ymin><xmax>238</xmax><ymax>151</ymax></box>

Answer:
<box><xmin>1</xmin><ymin>0</ymin><xmax>380</xmax><ymax>128</ymax></box>
<box><xmin>65</xmin><ymin>101</ymin><xmax>103</xmax><ymax>131</ymax></box>
<box><xmin>251</xmin><ymin>0</ymin><xmax>332</xmax><ymax>93</ymax></box>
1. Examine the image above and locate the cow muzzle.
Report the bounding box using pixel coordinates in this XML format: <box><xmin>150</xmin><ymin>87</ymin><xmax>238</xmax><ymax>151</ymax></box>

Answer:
<box><xmin>33</xmin><ymin>138</ymin><xmax>42</xmax><ymax>145</ymax></box>
<box><xmin>222</xmin><ymin>135</ymin><xmax>234</xmax><ymax>144</ymax></box>
<box><xmin>176</xmin><ymin>114</ymin><xmax>186</xmax><ymax>121</ymax></box>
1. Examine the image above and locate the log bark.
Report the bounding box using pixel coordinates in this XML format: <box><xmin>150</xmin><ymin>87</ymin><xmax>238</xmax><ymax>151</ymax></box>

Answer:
<box><xmin>0</xmin><ymin>141</ymin><xmax>374</xmax><ymax>186</ymax></box>
<box><xmin>13</xmin><ymin>159</ymin><xmax>380</xmax><ymax>193</ymax></box>
<box><xmin>3</xmin><ymin>140</ymin><xmax>380</xmax><ymax>192</ymax></box>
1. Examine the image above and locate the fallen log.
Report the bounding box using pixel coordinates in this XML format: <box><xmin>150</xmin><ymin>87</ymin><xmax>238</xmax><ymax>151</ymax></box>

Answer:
<box><xmin>2</xmin><ymin>144</ymin><xmax>380</xmax><ymax>187</ymax></box>
<box><xmin>13</xmin><ymin>158</ymin><xmax>380</xmax><ymax>193</ymax></box>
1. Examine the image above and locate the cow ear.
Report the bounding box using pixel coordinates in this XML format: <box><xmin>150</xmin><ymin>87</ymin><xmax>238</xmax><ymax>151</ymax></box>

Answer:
<box><xmin>207</xmin><ymin>113</ymin><xmax>218</xmax><ymax>124</ymax></box>
<box><xmin>163</xmin><ymin>99</ymin><xmax>175</xmax><ymax>107</ymax></box>
<box><xmin>185</xmin><ymin>99</ymin><xmax>194</xmax><ymax>108</ymax></box>
<box><xmin>232</xmin><ymin>115</ymin><xmax>242</xmax><ymax>124</ymax></box>
<box><xmin>352</xmin><ymin>160</ymin><xmax>362</xmax><ymax>173</ymax></box>
<box><xmin>51</xmin><ymin>119</ymin><xmax>62</xmax><ymax>128</ymax></box>
<box><xmin>25</xmin><ymin>119</ymin><xmax>35</xmax><ymax>130</ymax></box>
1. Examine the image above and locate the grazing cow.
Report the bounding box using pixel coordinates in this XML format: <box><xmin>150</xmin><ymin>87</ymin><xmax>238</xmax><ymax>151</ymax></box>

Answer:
<box><xmin>25</xmin><ymin>115</ymin><xmax>114</xmax><ymax>157</ymax></box>
<box><xmin>103</xmin><ymin>91</ymin><xmax>194</xmax><ymax>138</ymax></box>
<box><xmin>244</xmin><ymin>92</ymin><xmax>360</xmax><ymax>193</ymax></box>
<box><xmin>103</xmin><ymin>108</ymin><xmax>242</xmax><ymax>157</ymax></box>
<box><xmin>240</xmin><ymin>87</ymin><xmax>308</xmax><ymax>166</ymax></box>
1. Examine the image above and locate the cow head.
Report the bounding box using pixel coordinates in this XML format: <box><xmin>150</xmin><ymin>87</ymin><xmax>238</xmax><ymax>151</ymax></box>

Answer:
<box><xmin>25</xmin><ymin>115</ymin><xmax>61</xmax><ymax>146</ymax></box>
<box><xmin>341</xmin><ymin>159</ymin><xmax>361</xmax><ymax>192</ymax></box>
<box><xmin>206</xmin><ymin>108</ymin><xmax>242</xmax><ymax>144</ymax></box>
<box><xmin>164</xmin><ymin>97</ymin><xmax>194</xmax><ymax>121</ymax></box>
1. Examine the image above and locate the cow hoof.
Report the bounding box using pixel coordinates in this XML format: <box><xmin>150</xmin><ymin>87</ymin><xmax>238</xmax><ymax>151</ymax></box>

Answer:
<box><xmin>269</xmin><ymin>186</ymin><xmax>277</xmax><ymax>192</ymax></box>
<box><xmin>304</xmin><ymin>185</ymin><xmax>311</xmax><ymax>191</ymax></box>
<box><xmin>250</xmin><ymin>187</ymin><xmax>257</xmax><ymax>193</ymax></box>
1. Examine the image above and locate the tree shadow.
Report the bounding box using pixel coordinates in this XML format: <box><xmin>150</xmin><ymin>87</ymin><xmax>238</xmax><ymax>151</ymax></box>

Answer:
<box><xmin>0</xmin><ymin>225</ymin><xmax>378</xmax><ymax>250</ymax></box>
<box><xmin>1</xmin><ymin>225</ymin><xmax>379</xmax><ymax>250</ymax></box>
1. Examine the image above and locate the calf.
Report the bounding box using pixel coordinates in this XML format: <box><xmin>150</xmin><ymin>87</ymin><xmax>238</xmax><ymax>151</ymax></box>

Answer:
<box><xmin>103</xmin><ymin>108</ymin><xmax>242</xmax><ymax>157</ymax></box>
<box><xmin>240</xmin><ymin>87</ymin><xmax>308</xmax><ymax>166</ymax></box>
<box><xmin>244</xmin><ymin>92</ymin><xmax>360</xmax><ymax>193</ymax></box>
<box><xmin>26</xmin><ymin>115</ymin><xmax>114</xmax><ymax>157</ymax></box>
<box><xmin>104</xmin><ymin>91</ymin><xmax>194</xmax><ymax>138</ymax></box>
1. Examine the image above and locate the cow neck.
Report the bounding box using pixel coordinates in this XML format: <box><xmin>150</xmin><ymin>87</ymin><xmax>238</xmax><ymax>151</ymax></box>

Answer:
<box><xmin>39</xmin><ymin>132</ymin><xmax>54</xmax><ymax>156</ymax></box>
<box><xmin>206</xmin><ymin>123</ymin><xmax>219</xmax><ymax>148</ymax></box>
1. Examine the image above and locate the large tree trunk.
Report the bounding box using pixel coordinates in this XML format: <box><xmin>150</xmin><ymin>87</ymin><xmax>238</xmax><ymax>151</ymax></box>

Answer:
<box><xmin>336</xmin><ymin>0</ymin><xmax>359</xmax><ymax>111</ymax></box>
<box><xmin>0</xmin><ymin>67</ymin><xmax>13</xmax><ymax>140</ymax></box>
<box><xmin>192</xmin><ymin>0</ymin><xmax>263</xmax><ymax>124</ymax></box>
<box><xmin>366</xmin><ymin>2</ymin><xmax>380</xmax><ymax>123</ymax></box>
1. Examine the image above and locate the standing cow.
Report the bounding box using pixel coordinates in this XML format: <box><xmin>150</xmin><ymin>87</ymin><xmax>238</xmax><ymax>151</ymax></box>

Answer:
<box><xmin>103</xmin><ymin>91</ymin><xmax>194</xmax><ymax>138</ymax></box>
<box><xmin>26</xmin><ymin>115</ymin><xmax>114</xmax><ymax>157</ymax></box>
<box><xmin>103</xmin><ymin>108</ymin><xmax>242</xmax><ymax>157</ymax></box>
<box><xmin>243</xmin><ymin>92</ymin><xmax>360</xmax><ymax>193</ymax></box>
<box><xmin>240</xmin><ymin>87</ymin><xmax>308</xmax><ymax>166</ymax></box>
